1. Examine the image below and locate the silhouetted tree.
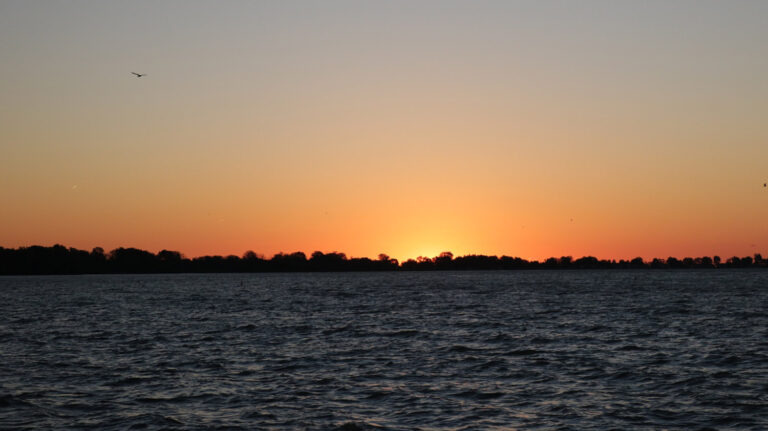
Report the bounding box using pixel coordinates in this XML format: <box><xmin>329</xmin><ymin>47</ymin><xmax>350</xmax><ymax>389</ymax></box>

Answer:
<box><xmin>109</xmin><ymin>247</ymin><xmax>159</xmax><ymax>273</ymax></box>
<box><xmin>271</xmin><ymin>252</ymin><xmax>308</xmax><ymax>272</ymax></box>
<box><xmin>0</xmin><ymin>244</ymin><xmax>766</xmax><ymax>274</ymax></box>
<box><xmin>401</xmin><ymin>258</ymin><xmax>420</xmax><ymax>270</ymax></box>
<box><xmin>574</xmin><ymin>256</ymin><xmax>599</xmax><ymax>269</ymax></box>
<box><xmin>376</xmin><ymin>254</ymin><xmax>398</xmax><ymax>270</ymax></box>
<box><xmin>434</xmin><ymin>252</ymin><xmax>454</xmax><ymax>269</ymax></box>
<box><xmin>242</xmin><ymin>250</ymin><xmax>266</xmax><ymax>272</ymax></box>
<box><xmin>666</xmin><ymin>257</ymin><xmax>682</xmax><ymax>269</ymax></box>
<box><xmin>309</xmin><ymin>251</ymin><xmax>348</xmax><ymax>271</ymax></box>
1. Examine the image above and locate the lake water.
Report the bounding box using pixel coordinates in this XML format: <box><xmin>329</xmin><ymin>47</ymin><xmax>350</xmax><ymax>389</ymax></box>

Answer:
<box><xmin>1</xmin><ymin>271</ymin><xmax>766</xmax><ymax>430</ymax></box>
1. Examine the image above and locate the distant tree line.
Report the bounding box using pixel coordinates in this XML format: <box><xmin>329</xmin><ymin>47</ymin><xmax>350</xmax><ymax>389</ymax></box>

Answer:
<box><xmin>0</xmin><ymin>245</ymin><xmax>766</xmax><ymax>275</ymax></box>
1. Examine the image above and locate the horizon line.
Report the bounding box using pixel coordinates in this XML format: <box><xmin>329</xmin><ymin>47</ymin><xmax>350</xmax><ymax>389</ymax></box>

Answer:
<box><xmin>3</xmin><ymin>243</ymin><xmax>766</xmax><ymax>265</ymax></box>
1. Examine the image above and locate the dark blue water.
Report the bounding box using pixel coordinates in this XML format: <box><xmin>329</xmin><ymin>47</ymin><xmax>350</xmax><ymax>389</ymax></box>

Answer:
<box><xmin>1</xmin><ymin>271</ymin><xmax>766</xmax><ymax>430</ymax></box>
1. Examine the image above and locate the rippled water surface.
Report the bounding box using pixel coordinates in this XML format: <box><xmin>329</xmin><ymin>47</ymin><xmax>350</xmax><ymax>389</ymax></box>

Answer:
<box><xmin>1</xmin><ymin>271</ymin><xmax>767</xmax><ymax>430</ymax></box>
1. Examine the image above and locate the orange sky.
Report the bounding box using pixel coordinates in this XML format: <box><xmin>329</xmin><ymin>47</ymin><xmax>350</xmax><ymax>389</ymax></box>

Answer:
<box><xmin>1</xmin><ymin>1</ymin><xmax>767</xmax><ymax>262</ymax></box>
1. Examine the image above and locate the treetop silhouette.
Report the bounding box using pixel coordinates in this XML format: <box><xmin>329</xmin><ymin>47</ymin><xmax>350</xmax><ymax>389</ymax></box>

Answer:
<box><xmin>0</xmin><ymin>245</ymin><xmax>765</xmax><ymax>275</ymax></box>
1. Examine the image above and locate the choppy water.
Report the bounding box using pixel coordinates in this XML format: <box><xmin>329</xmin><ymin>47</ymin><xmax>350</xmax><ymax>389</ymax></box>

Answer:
<box><xmin>1</xmin><ymin>271</ymin><xmax>766</xmax><ymax>430</ymax></box>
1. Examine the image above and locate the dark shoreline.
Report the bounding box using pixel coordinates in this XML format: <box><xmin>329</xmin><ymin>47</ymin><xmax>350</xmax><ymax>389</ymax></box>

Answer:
<box><xmin>1</xmin><ymin>245</ymin><xmax>766</xmax><ymax>275</ymax></box>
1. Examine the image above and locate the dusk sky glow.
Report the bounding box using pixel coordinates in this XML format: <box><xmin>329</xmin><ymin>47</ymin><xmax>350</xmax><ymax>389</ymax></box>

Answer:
<box><xmin>2</xmin><ymin>1</ymin><xmax>767</xmax><ymax>261</ymax></box>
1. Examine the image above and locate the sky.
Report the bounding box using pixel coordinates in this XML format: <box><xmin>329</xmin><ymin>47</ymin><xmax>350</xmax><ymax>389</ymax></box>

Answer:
<box><xmin>1</xmin><ymin>0</ymin><xmax>767</xmax><ymax>261</ymax></box>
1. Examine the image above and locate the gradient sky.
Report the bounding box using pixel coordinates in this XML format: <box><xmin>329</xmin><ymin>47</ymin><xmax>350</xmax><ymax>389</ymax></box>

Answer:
<box><xmin>2</xmin><ymin>0</ymin><xmax>767</xmax><ymax>261</ymax></box>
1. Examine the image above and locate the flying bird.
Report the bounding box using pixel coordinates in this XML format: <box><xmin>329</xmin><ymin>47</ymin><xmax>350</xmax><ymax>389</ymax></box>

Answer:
<box><xmin>131</xmin><ymin>72</ymin><xmax>146</xmax><ymax>78</ymax></box>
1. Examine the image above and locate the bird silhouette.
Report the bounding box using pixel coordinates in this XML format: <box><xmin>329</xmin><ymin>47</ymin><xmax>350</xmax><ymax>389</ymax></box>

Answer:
<box><xmin>131</xmin><ymin>72</ymin><xmax>146</xmax><ymax>78</ymax></box>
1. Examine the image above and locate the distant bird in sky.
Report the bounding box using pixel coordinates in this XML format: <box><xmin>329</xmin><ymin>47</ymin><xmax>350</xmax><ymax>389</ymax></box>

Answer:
<box><xmin>131</xmin><ymin>72</ymin><xmax>146</xmax><ymax>78</ymax></box>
